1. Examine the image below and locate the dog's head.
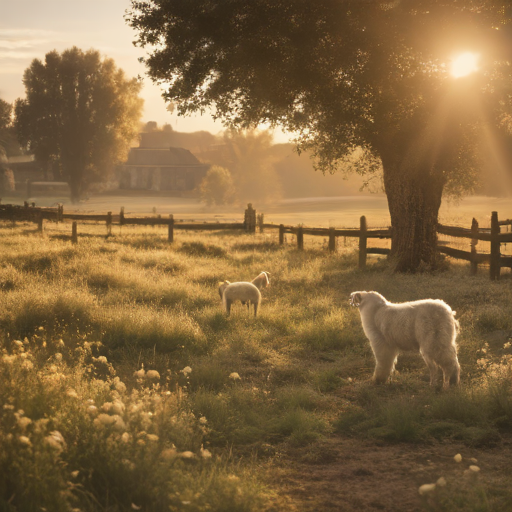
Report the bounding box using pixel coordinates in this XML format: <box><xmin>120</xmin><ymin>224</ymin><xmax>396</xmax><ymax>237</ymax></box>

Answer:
<box><xmin>218</xmin><ymin>280</ymin><xmax>230</xmax><ymax>299</ymax></box>
<box><xmin>350</xmin><ymin>291</ymin><xmax>386</xmax><ymax>308</ymax></box>
<box><xmin>350</xmin><ymin>291</ymin><xmax>363</xmax><ymax>307</ymax></box>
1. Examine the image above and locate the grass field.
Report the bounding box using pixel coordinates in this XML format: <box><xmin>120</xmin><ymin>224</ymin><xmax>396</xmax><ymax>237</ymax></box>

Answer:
<box><xmin>1</xmin><ymin>200</ymin><xmax>512</xmax><ymax>511</ymax></box>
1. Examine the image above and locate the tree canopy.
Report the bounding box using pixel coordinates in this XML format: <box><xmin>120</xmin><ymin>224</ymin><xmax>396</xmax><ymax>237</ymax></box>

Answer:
<box><xmin>15</xmin><ymin>47</ymin><xmax>143</xmax><ymax>201</ymax></box>
<box><xmin>128</xmin><ymin>0</ymin><xmax>512</xmax><ymax>271</ymax></box>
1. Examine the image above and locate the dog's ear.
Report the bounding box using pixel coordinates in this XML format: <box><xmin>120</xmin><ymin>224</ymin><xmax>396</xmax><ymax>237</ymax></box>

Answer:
<box><xmin>350</xmin><ymin>292</ymin><xmax>362</xmax><ymax>306</ymax></box>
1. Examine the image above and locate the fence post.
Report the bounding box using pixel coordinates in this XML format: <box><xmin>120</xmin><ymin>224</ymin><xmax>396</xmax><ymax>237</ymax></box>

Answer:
<box><xmin>71</xmin><ymin>221</ymin><xmax>78</xmax><ymax>244</ymax></box>
<box><xmin>328</xmin><ymin>227</ymin><xmax>336</xmax><ymax>253</ymax></box>
<box><xmin>244</xmin><ymin>203</ymin><xmax>256</xmax><ymax>233</ymax></box>
<box><xmin>470</xmin><ymin>217</ymin><xmax>479</xmax><ymax>275</ymax></box>
<box><xmin>279</xmin><ymin>224</ymin><xmax>285</xmax><ymax>245</ymax></box>
<box><xmin>37</xmin><ymin>211</ymin><xmax>44</xmax><ymax>233</ymax></box>
<box><xmin>490</xmin><ymin>211</ymin><xmax>500</xmax><ymax>280</ymax></box>
<box><xmin>168</xmin><ymin>214</ymin><xmax>174</xmax><ymax>243</ymax></box>
<box><xmin>297</xmin><ymin>226</ymin><xmax>304</xmax><ymax>250</ymax></box>
<box><xmin>106</xmin><ymin>211</ymin><xmax>112</xmax><ymax>236</ymax></box>
<box><xmin>257</xmin><ymin>213</ymin><xmax>264</xmax><ymax>233</ymax></box>
<box><xmin>120</xmin><ymin>206</ymin><xmax>125</xmax><ymax>226</ymax></box>
<box><xmin>359</xmin><ymin>215</ymin><xmax>367</xmax><ymax>269</ymax></box>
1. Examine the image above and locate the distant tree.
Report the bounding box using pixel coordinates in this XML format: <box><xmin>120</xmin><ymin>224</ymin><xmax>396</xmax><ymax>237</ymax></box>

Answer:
<box><xmin>210</xmin><ymin>129</ymin><xmax>282</xmax><ymax>205</ymax></box>
<box><xmin>15</xmin><ymin>47</ymin><xmax>143</xmax><ymax>201</ymax></box>
<box><xmin>0</xmin><ymin>99</ymin><xmax>17</xmax><ymax>193</ymax></box>
<box><xmin>199</xmin><ymin>165</ymin><xmax>235</xmax><ymax>206</ymax></box>
<box><xmin>0</xmin><ymin>99</ymin><xmax>23</xmax><ymax>159</ymax></box>
<box><xmin>0</xmin><ymin>99</ymin><xmax>10</xmax><ymax>160</ymax></box>
<box><xmin>128</xmin><ymin>0</ymin><xmax>512</xmax><ymax>271</ymax></box>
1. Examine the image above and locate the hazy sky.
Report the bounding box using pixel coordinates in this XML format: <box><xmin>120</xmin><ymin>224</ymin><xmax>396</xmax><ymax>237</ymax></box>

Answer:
<box><xmin>0</xmin><ymin>0</ymin><xmax>289</xmax><ymax>142</ymax></box>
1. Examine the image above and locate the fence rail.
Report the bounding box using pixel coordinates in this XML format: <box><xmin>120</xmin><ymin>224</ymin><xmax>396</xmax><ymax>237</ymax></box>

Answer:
<box><xmin>0</xmin><ymin>201</ymin><xmax>510</xmax><ymax>280</ymax></box>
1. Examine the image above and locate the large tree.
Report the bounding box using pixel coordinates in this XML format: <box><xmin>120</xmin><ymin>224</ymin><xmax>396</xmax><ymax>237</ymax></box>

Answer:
<box><xmin>15</xmin><ymin>47</ymin><xmax>143</xmax><ymax>201</ymax></box>
<box><xmin>128</xmin><ymin>0</ymin><xmax>512</xmax><ymax>271</ymax></box>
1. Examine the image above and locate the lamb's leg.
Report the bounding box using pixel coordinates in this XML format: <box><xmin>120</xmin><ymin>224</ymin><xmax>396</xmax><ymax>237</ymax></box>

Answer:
<box><xmin>253</xmin><ymin>302</ymin><xmax>258</xmax><ymax>317</ymax></box>
<box><xmin>421</xmin><ymin>352</ymin><xmax>439</xmax><ymax>387</ymax></box>
<box><xmin>225</xmin><ymin>299</ymin><xmax>232</xmax><ymax>316</ymax></box>
<box><xmin>372</xmin><ymin>346</ymin><xmax>399</xmax><ymax>384</ymax></box>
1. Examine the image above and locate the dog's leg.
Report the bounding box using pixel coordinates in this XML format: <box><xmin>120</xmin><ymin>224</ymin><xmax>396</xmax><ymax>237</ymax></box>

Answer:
<box><xmin>372</xmin><ymin>345</ymin><xmax>399</xmax><ymax>384</ymax></box>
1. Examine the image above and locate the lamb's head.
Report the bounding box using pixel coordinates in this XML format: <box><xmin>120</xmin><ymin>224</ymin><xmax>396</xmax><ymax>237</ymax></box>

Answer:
<box><xmin>218</xmin><ymin>281</ymin><xmax>230</xmax><ymax>299</ymax></box>
<box><xmin>255</xmin><ymin>271</ymin><xmax>270</xmax><ymax>289</ymax></box>
<box><xmin>350</xmin><ymin>291</ymin><xmax>387</xmax><ymax>308</ymax></box>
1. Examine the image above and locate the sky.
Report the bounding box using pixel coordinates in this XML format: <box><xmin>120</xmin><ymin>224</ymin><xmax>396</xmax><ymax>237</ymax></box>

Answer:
<box><xmin>0</xmin><ymin>0</ymin><xmax>290</xmax><ymax>143</ymax></box>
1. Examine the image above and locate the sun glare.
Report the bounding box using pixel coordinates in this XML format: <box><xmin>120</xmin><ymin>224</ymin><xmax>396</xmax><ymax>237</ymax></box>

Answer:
<box><xmin>450</xmin><ymin>52</ymin><xmax>479</xmax><ymax>78</ymax></box>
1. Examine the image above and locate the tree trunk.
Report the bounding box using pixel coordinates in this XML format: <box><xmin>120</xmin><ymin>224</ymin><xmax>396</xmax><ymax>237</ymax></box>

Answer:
<box><xmin>382</xmin><ymin>159</ymin><xmax>445</xmax><ymax>272</ymax></box>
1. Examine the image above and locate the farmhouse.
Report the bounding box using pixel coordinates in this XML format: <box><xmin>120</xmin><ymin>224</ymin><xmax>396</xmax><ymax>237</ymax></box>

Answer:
<box><xmin>118</xmin><ymin>145</ymin><xmax>210</xmax><ymax>194</ymax></box>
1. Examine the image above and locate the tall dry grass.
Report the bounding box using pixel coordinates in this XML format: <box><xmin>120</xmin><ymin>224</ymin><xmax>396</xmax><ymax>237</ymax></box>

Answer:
<box><xmin>1</xmin><ymin>220</ymin><xmax>512</xmax><ymax>510</ymax></box>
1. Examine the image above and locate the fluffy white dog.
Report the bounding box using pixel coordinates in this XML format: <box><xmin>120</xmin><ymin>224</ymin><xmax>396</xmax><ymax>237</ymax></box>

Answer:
<box><xmin>350</xmin><ymin>291</ymin><xmax>460</xmax><ymax>389</ymax></box>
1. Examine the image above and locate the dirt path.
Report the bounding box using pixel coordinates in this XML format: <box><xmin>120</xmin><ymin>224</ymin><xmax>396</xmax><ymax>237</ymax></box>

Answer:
<box><xmin>263</xmin><ymin>435</ymin><xmax>512</xmax><ymax>511</ymax></box>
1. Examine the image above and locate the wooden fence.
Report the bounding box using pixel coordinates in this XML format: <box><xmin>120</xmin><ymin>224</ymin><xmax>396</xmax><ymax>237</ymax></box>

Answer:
<box><xmin>0</xmin><ymin>201</ymin><xmax>510</xmax><ymax>280</ymax></box>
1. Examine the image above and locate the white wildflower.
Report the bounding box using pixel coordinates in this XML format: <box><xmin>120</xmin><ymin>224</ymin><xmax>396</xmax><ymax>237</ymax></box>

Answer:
<box><xmin>66</xmin><ymin>389</ymin><xmax>78</xmax><ymax>399</ymax></box>
<box><xmin>469</xmin><ymin>465</ymin><xmax>480</xmax><ymax>473</ymax></box>
<box><xmin>94</xmin><ymin>413</ymin><xmax>116</xmax><ymax>428</ymax></box>
<box><xmin>121</xmin><ymin>432</ymin><xmax>130</xmax><ymax>443</ymax></box>
<box><xmin>229</xmin><ymin>372</ymin><xmax>241</xmax><ymax>381</ymax></box>
<box><xmin>454</xmin><ymin>453</ymin><xmax>462</xmax><ymax>463</ymax></box>
<box><xmin>95</xmin><ymin>356</ymin><xmax>108</xmax><ymax>364</ymax></box>
<box><xmin>161</xmin><ymin>447</ymin><xmax>177</xmax><ymax>460</ymax></box>
<box><xmin>146</xmin><ymin>370</ymin><xmax>160</xmax><ymax>381</ymax></box>
<box><xmin>470</xmin><ymin>457</ymin><xmax>478</xmax><ymax>464</ymax></box>
<box><xmin>179</xmin><ymin>451</ymin><xmax>195</xmax><ymax>459</ymax></box>
<box><xmin>87</xmin><ymin>405</ymin><xmax>98</xmax><ymax>417</ymax></box>
<box><xmin>133</xmin><ymin>368</ymin><xmax>145</xmax><ymax>379</ymax></box>
<box><xmin>111</xmin><ymin>400</ymin><xmax>125</xmax><ymax>415</ymax></box>
<box><xmin>17</xmin><ymin>416</ymin><xmax>32</xmax><ymax>430</ymax></box>
<box><xmin>54</xmin><ymin>353</ymin><xmax>63</xmax><ymax>362</ymax></box>
<box><xmin>45</xmin><ymin>431</ymin><xmax>66</xmax><ymax>453</ymax></box>
<box><xmin>131</xmin><ymin>505</ymin><xmax>141</xmax><ymax>511</ymax></box>
<box><xmin>21</xmin><ymin>360</ymin><xmax>34</xmax><ymax>370</ymax></box>
<box><xmin>18</xmin><ymin>435</ymin><xmax>32</xmax><ymax>447</ymax></box>
<box><xmin>111</xmin><ymin>415</ymin><xmax>126</xmax><ymax>431</ymax></box>
<box><xmin>181</xmin><ymin>366</ymin><xmax>192</xmax><ymax>376</ymax></box>
<box><xmin>418</xmin><ymin>483</ymin><xmax>436</xmax><ymax>495</ymax></box>
<box><xmin>114</xmin><ymin>378</ymin><xmax>126</xmax><ymax>394</ymax></box>
<box><xmin>436</xmin><ymin>477</ymin><xmax>447</xmax><ymax>487</ymax></box>
<box><xmin>199</xmin><ymin>416</ymin><xmax>207</xmax><ymax>425</ymax></box>
<box><xmin>14</xmin><ymin>340</ymin><xmax>24</xmax><ymax>347</ymax></box>
<box><xmin>147</xmin><ymin>434</ymin><xmax>159</xmax><ymax>442</ymax></box>
<box><xmin>71</xmin><ymin>470</ymin><xmax>79</xmax><ymax>478</ymax></box>
<box><xmin>2</xmin><ymin>355</ymin><xmax>15</xmax><ymax>364</ymax></box>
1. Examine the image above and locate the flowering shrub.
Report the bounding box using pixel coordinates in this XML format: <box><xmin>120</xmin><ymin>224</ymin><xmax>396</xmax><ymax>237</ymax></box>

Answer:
<box><xmin>0</xmin><ymin>335</ymin><xmax>264</xmax><ymax>511</ymax></box>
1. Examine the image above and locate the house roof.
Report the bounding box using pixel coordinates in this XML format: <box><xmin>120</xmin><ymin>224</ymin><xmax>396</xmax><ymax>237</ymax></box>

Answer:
<box><xmin>124</xmin><ymin>147</ymin><xmax>206</xmax><ymax>167</ymax></box>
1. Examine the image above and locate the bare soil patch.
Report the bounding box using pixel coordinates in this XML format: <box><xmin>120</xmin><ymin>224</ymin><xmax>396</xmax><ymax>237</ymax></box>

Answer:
<box><xmin>264</xmin><ymin>435</ymin><xmax>512</xmax><ymax>511</ymax></box>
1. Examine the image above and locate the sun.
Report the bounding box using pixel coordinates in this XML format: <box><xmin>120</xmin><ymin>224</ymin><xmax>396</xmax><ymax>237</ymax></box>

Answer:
<box><xmin>450</xmin><ymin>52</ymin><xmax>479</xmax><ymax>78</ymax></box>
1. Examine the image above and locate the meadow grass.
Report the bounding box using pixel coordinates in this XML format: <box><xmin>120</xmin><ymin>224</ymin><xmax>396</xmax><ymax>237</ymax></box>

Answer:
<box><xmin>1</xmin><ymin>221</ymin><xmax>512</xmax><ymax>510</ymax></box>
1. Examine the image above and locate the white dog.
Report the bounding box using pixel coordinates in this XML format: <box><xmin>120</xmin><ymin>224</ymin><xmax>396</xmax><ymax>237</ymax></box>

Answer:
<box><xmin>350</xmin><ymin>291</ymin><xmax>460</xmax><ymax>389</ymax></box>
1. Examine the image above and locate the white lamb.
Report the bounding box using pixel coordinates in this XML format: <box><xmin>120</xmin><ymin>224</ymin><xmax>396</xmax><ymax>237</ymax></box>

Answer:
<box><xmin>350</xmin><ymin>291</ymin><xmax>460</xmax><ymax>389</ymax></box>
<box><xmin>218</xmin><ymin>280</ymin><xmax>261</xmax><ymax>316</ymax></box>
